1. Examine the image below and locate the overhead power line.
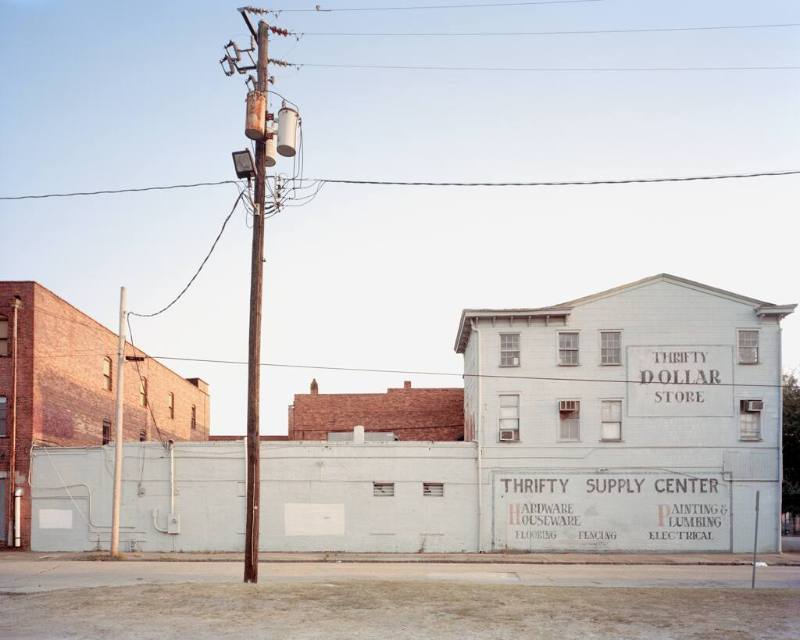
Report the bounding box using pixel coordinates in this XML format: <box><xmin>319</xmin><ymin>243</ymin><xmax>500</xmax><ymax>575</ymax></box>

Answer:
<box><xmin>310</xmin><ymin>169</ymin><xmax>800</xmax><ymax>187</ymax></box>
<box><xmin>138</xmin><ymin>354</ymin><xmax>795</xmax><ymax>390</ymax></box>
<box><xmin>268</xmin><ymin>0</ymin><xmax>602</xmax><ymax>12</ymax></box>
<box><xmin>297</xmin><ymin>62</ymin><xmax>800</xmax><ymax>72</ymax></box>
<box><xmin>2</xmin><ymin>169</ymin><xmax>799</xmax><ymax>201</ymax></box>
<box><xmin>0</xmin><ymin>180</ymin><xmax>239</xmax><ymax>201</ymax></box>
<box><xmin>300</xmin><ymin>22</ymin><xmax>800</xmax><ymax>37</ymax></box>
<box><xmin>129</xmin><ymin>189</ymin><xmax>249</xmax><ymax>319</ymax></box>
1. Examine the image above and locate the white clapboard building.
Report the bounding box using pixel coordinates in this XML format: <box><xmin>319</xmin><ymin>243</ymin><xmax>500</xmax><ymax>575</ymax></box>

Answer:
<box><xmin>455</xmin><ymin>274</ymin><xmax>795</xmax><ymax>553</ymax></box>
<box><xmin>29</xmin><ymin>274</ymin><xmax>795</xmax><ymax>554</ymax></box>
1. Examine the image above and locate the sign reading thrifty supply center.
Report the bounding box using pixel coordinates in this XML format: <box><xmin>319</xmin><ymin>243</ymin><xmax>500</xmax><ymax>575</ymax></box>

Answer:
<box><xmin>626</xmin><ymin>345</ymin><xmax>733</xmax><ymax>417</ymax></box>
<box><xmin>493</xmin><ymin>472</ymin><xmax>730</xmax><ymax>552</ymax></box>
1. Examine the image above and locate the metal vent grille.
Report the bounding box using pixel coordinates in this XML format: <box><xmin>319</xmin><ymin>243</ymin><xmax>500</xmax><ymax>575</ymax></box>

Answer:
<box><xmin>373</xmin><ymin>482</ymin><xmax>395</xmax><ymax>497</ymax></box>
<box><xmin>423</xmin><ymin>482</ymin><xmax>444</xmax><ymax>497</ymax></box>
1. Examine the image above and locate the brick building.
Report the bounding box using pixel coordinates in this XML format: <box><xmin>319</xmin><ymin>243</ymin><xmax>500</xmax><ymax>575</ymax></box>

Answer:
<box><xmin>288</xmin><ymin>379</ymin><xmax>464</xmax><ymax>441</ymax></box>
<box><xmin>0</xmin><ymin>281</ymin><xmax>210</xmax><ymax>548</ymax></box>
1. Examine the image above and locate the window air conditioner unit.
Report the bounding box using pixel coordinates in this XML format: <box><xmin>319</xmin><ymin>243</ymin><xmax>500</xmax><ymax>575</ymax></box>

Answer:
<box><xmin>512</xmin><ymin>356</ymin><xmax>519</xmax><ymax>366</ymax></box>
<box><xmin>559</xmin><ymin>400</ymin><xmax>578</xmax><ymax>412</ymax></box>
<box><xmin>746</xmin><ymin>400</ymin><xmax>763</xmax><ymax>412</ymax></box>
<box><xmin>499</xmin><ymin>429</ymin><xmax>519</xmax><ymax>442</ymax></box>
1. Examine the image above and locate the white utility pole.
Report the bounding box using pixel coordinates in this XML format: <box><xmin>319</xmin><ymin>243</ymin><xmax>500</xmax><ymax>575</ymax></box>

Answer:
<box><xmin>110</xmin><ymin>286</ymin><xmax>127</xmax><ymax>558</ymax></box>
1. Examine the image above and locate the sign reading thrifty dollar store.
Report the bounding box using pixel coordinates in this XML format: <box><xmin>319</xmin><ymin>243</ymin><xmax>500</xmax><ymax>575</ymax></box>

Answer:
<box><xmin>626</xmin><ymin>345</ymin><xmax>734</xmax><ymax>417</ymax></box>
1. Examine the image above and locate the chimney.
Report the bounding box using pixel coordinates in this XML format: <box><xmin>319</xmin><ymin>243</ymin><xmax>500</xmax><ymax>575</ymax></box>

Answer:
<box><xmin>310</xmin><ymin>378</ymin><xmax>319</xmax><ymax>395</ymax></box>
<box><xmin>403</xmin><ymin>380</ymin><xmax>412</xmax><ymax>390</ymax></box>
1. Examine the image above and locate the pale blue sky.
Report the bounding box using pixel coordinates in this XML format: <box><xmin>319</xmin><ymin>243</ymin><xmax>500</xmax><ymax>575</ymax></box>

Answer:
<box><xmin>1</xmin><ymin>0</ymin><xmax>798</xmax><ymax>435</ymax></box>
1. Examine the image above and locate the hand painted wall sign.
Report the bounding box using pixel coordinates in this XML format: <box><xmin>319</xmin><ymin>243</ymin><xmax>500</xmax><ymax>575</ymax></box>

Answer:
<box><xmin>493</xmin><ymin>471</ymin><xmax>730</xmax><ymax>552</ymax></box>
<box><xmin>626</xmin><ymin>345</ymin><xmax>734</xmax><ymax>417</ymax></box>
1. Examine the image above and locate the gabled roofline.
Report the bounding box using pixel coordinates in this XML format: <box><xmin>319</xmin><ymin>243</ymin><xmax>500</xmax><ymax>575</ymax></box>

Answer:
<box><xmin>454</xmin><ymin>274</ymin><xmax>796</xmax><ymax>353</ymax></box>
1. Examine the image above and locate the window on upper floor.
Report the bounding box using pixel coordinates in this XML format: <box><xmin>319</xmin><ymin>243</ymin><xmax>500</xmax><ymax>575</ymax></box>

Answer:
<box><xmin>103</xmin><ymin>356</ymin><xmax>113</xmax><ymax>391</ymax></box>
<box><xmin>738</xmin><ymin>330</ymin><xmax>759</xmax><ymax>364</ymax></box>
<box><xmin>600</xmin><ymin>331</ymin><xmax>622</xmax><ymax>366</ymax></box>
<box><xmin>0</xmin><ymin>396</ymin><xmax>7</xmax><ymax>437</ymax></box>
<box><xmin>139</xmin><ymin>427</ymin><xmax>147</xmax><ymax>442</ymax></box>
<box><xmin>500</xmin><ymin>333</ymin><xmax>520</xmax><ymax>367</ymax></box>
<box><xmin>191</xmin><ymin>404</ymin><xmax>197</xmax><ymax>430</ymax></box>
<box><xmin>558</xmin><ymin>332</ymin><xmax>579</xmax><ymax>366</ymax></box>
<box><xmin>102</xmin><ymin>418</ymin><xmax>111</xmax><ymax>445</ymax></box>
<box><xmin>601</xmin><ymin>400</ymin><xmax>622</xmax><ymax>441</ymax></box>
<box><xmin>139</xmin><ymin>377</ymin><xmax>148</xmax><ymax>407</ymax></box>
<box><xmin>499</xmin><ymin>394</ymin><xmax>520</xmax><ymax>442</ymax></box>
<box><xmin>168</xmin><ymin>392</ymin><xmax>175</xmax><ymax>419</ymax></box>
<box><xmin>739</xmin><ymin>399</ymin><xmax>763</xmax><ymax>441</ymax></box>
<box><xmin>558</xmin><ymin>400</ymin><xmax>580</xmax><ymax>441</ymax></box>
<box><xmin>0</xmin><ymin>315</ymin><xmax>9</xmax><ymax>357</ymax></box>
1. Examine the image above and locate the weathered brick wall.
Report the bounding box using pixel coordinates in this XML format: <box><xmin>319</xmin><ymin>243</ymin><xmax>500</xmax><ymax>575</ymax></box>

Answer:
<box><xmin>289</xmin><ymin>381</ymin><xmax>464</xmax><ymax>441</ymax></box>
<box><xmin>0</xmin><ymin>281</ymin><xmax>211</xmax><ymax>548</ymax></box>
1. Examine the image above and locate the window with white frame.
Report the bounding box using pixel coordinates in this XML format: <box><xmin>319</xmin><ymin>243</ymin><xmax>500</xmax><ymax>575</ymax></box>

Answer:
<box><xmin>738</xmin><ymin>330</ymin><xmax>759</xmax><ymax>364</ymax></box>
<box><xmin>559</xmin><ymin>332</ymin><xmax>579</xmax><ymax>365</ymax></box>
<box><xmin>600</xmin><ymin>331</ymin><xmax>622</xmax><ymax>365</ymax></box>
<box><xmin>739</xmin><ymin>399</ymin><xmax>762</xmax><ymax>440</ymax></box>
<box><xmin>500</xmin><ymin>333</ymin><xmax>520</xmax><ymax>367</ymax></box>
<box><xmin>601</xmin><ymin>400</ymin><xmax>622</xmax><ymax>441</ymax></box>
<box><xmin>499</xmin><ymin>394</ymin><xmax>520</xmax><ymax>441</ymax></box>
<box><xmin>559</xmin><ymin>400</ymin><xmax>580</xmax><ymax>441</ymax></box>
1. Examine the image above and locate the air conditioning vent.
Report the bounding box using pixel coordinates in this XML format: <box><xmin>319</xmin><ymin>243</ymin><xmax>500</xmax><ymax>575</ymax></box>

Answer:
<box><xmin>746</xmin><ymin>400</ymin><xmax>764</xmax><ymax>412</ymax></box>
<box><xmin>423</xmin><ymin>482</ymin><xmax>444</xmax><ymax>497</ymax></box>
<box><xmin>499</xmin><ymin>429</ymin><xmax>519</xmax><ymax>442</ymax></box>
<box><xmin>512</xmin><ymin>356</ymin><xmax>519</xmax><ymax>366</ymax></box>
<box><xmin>373</xmin><ymin>482</ymin><xmax>395</xmax><ymax>497</ymax></box>
<box><xmin>559</xmin><ymin>400</ymin><xmax>579</xmax><ymax>413</ymax></box>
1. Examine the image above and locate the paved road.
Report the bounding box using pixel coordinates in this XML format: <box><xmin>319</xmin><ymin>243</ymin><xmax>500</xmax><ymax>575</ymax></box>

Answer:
<box><xmin>1</xmin><ymin>560</ymin><xmax>798</xmax><ymax>593</ymax></box>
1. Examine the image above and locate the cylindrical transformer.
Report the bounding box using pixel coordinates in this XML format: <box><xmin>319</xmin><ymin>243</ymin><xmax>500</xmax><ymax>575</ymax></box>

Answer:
<box><xmin>277</xmin><ymin>104</ymin><xmax>299</xmax><ymax>157</ymax></box>
<box><xmin>245</xmin><ymin>90</ymin><xmax>266</xmax><ymax>141</ymax></box>
<box><xmin>265</xmin><ymin>122</ymin><xmax>277</xmax><ymax>167</ymax></box>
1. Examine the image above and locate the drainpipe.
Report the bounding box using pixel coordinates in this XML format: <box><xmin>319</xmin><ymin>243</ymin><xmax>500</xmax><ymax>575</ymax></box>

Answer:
<box><xmin>7</xmin><ymin>295</ymin><xmax>21</xmax><ymax>547</ymax></box>
<box><xmin>472</xmin><ymin>318</ymin><xmax>483</xmax><ymax>553</ymax></box>
<box><xmin>778</xmin><ymin>324</ymin><xmax>783</xmax><ymax>553</ymax></box>
<box><xmin>169</xmin><ymin>440</ymin><xmax>175</xmax><ymax>515</ymax></box>
<box><xmin>14</xmin><ymin>488</ymin><xmax>22</xmax><ymax>547</ymax></box>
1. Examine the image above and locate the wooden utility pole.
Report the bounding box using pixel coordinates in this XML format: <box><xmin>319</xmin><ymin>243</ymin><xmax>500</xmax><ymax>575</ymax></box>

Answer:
<box><xmin>244</xmin><ymin>19</ymin><xmax>269</xmax><ymax>584</ymax></box>
<box><xmin>110</xmin><ymin>286</ymin><xmax>127</xmax><ymax>558</ymax></box>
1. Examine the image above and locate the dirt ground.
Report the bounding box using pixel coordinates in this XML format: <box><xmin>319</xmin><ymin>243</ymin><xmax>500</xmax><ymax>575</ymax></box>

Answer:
<box><xmin>1</xmin><ymin>581</ymin><xmax>796</xmax><ymax>640</ymax></box>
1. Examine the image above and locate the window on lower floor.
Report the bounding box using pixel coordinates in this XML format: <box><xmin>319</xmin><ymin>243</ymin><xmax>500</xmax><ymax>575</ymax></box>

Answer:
<box><xmin>499</xmin><ymin>394</ymin><xmax>520</xmax><ymax>441</ymax></box>
<box><xmin>739</xmin><ymin>400</ymin><xmax>763</xmax><ymax>440</ymax></box>
<box><xmin>102</xmin><ymin>419</ymin><xmax>111</xmax><ymax>445</ymax></box>
<box><xmin>559</xmin><ymin>400</ymin><xmax>580</xmax><ymax>441</ymax></box>
<box><xmin>139</xmin><ymin>428</ymin><xmax>147</xmax><ymax>442</ymax></box>
<box><xmin>373</xmin><ymin>482</ymin><xmax>395</xmax><ymax>497</ymax></box>
<box><xmin>423</xmin><ymin>482</ymin><xmax>444</xmax><ymax>497</ymax></box>
<box><xmin>601</xmin><ymin>400</ymin><xmax>622</xmax><ymax>441</ymax></box>
<box><xmin>191</xmin><ymin>404</ymin><xmax>197</xmax><ymax>430</ymax></box>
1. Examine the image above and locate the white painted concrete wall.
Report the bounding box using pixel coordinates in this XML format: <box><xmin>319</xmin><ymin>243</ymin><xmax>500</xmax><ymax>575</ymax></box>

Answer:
<box><xmin>30</xmin><ymin>441</ymin><xmax>477</xmax><ymax>553</ymax></box>
<box><xmin>463</xmin><ymin>278</ymin><xmax>784</xmax><ymax>553</ymax></box>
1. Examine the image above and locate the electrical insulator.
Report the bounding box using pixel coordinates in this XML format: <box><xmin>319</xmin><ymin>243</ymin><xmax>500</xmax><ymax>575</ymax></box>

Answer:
<box><xmin>277</xmin><ymin>103</ymin><xmax>298</xmax><ymax>157</ymax></box>
<box><xmin>265</xmin><ymin>122</ymin><xmax>277</xmax><ymax>167</ymax></box>
<box><xmin>245</xmin><ymin>91</ymin><xmax>266</xmax><ymax>141</ymax></box>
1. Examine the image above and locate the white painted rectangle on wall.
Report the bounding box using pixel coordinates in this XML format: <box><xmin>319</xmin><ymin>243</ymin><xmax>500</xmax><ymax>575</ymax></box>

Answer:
<box><xmin>284</xmin><ymin>503</ymin><xmax>345</xmax><ymax>536</ymax></box>
<box><xmin>493</xmin><ymin>471</ymin><xmax>730</xmax><ymax>552</ymax></box>
<box><xmin>627</xmin><ymin>345</ymin><xmax>733</xmax><ymax>417</ymax></box>
<box><xmin>38</xmin><ymin>508</ymin><xmax>73</xmax><ymax>529</ymax></box>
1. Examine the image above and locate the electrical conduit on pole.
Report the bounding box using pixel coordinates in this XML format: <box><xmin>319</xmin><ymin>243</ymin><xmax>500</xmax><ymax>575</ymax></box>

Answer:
<box><xmin>110</xmin><ymin>286</ymin><xmax>127</xmax><ymax>558</ymax></box>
